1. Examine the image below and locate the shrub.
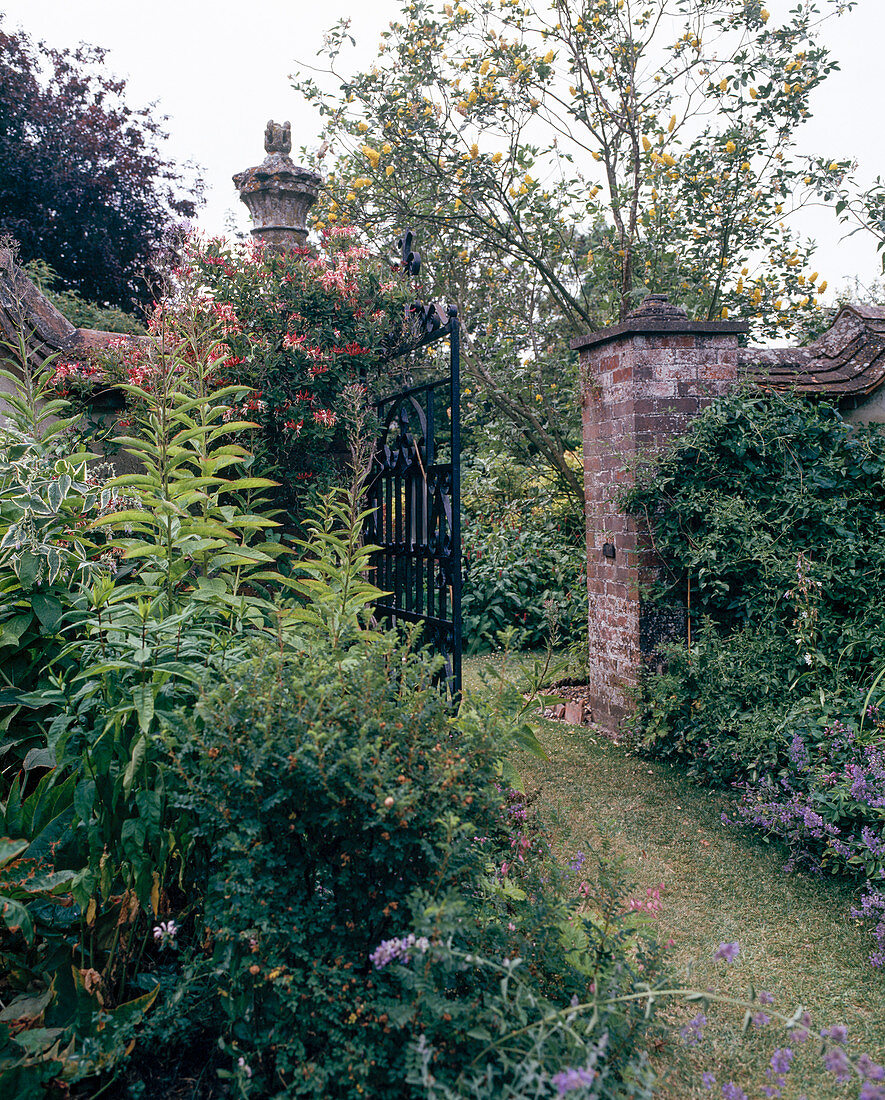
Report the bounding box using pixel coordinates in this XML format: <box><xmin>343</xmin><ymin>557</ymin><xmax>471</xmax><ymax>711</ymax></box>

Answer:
<box><xmin>626</xmin><ymin>388</ymin><xmax>885</xmax><ymax>966</ymax></box>
<box><xmin>461</xmin><ymin>458</ymin><xmax>585</xmax><ymax>652</ymax></box>
<box><xmin>0</xmin><ymin>305</ymin><xmax>305</xmax><ymax>1095</ymax></box>
<box><xmin>153</xmin><ymin>634</ymin><xmax>661</xmax><ymax>1099</ymax></box>
<box><xmin>89</xmin><ymin>229</ymin><xmax>412</xmax><ymax>519</ymax></box>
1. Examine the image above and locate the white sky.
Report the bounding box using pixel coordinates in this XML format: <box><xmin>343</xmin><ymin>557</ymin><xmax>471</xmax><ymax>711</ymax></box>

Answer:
<box><xmin>2</xmin><ymin>0</ymin><xmax>884</xmax><ymax>300</ymax></box>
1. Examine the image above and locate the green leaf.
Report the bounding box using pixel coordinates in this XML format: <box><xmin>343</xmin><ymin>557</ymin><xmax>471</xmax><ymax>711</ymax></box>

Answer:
<box><xmin>123</xmin><ymin>734</ymin><xmax>147</xmax><ymax>795</ymax></box>
<box><xmin>0</xmin><ymin>989</ymin><xmax>53</xmax><ymax>1024</ymax></box>
<box><xmin>22</xmin><ymin>748</ymin><xmax>54</xmax><ymax>772</ymax></box>
<box><xmin>0</xmin><ymin>896</ymin><xmax>33</xmax><ymax>942</ymax></box>
<box><xmin>0</xmin><ymin>838</ymin><xmax>29</xmax><ymax>870</ymax></box>
<box><xmin>73</xmin><ymin>780</ymin><xmax>95</xmax><ymax>824</ymax></box>
<box><xmin>29</xmin><ymin>593</ymin><xmax>63</xmax><ymax>634</ymax></box>
<box><xmin>0</xmin><ymin>614</ymin><xmax>32</xmax><ymax>649</ymax></box>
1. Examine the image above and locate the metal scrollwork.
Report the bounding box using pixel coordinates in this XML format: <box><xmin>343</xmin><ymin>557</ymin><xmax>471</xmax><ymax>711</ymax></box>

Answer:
<box><xmin>398</xmin><ymin>229</ymin><xmax>422</xmax><ymax>277</ymax></box>
<box><xmin>365</xmin><ymin>232</ymin><xmax>461</xmax><ymax>699</ymax></box>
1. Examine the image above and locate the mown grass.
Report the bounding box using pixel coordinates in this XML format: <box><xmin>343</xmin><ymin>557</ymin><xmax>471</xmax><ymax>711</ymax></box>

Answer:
<box><xmin>464</xmin><ymin>652</ymin><xmax>885</xmax><ymax>1099</ymax></box>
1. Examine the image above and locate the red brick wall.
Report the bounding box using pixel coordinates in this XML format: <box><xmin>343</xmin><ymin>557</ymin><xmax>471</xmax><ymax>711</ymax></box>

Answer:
<box><xmin>574</xmin><ymin>301</ymin><xmax>744</xmax><ymax>731</ymax></box>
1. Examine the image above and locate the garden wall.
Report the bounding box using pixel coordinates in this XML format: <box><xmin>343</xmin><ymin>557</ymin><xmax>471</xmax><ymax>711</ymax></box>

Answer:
<box><xmin>574</xmin><ymin>295</ymin><xmax>885</xmax><ymax>733</ymax></box>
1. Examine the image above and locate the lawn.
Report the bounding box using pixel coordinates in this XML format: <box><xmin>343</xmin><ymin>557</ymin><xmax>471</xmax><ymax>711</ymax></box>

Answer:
<box><xmin>464</xmin><ymin>652</ymin><xmax>885</xmax><ymax>1098</ymax></box>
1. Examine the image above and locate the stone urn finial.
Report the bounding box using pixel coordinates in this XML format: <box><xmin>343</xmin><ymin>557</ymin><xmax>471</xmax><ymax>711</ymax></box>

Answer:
<box><xmin>233</xmin><ymin>120</ymin><xmax>321</xmax><ymax>250</ymax></box>
<box><xmin>627</xmin><ymin>293</ymin><xmax>688</xmax><ymax>321</ymax></box>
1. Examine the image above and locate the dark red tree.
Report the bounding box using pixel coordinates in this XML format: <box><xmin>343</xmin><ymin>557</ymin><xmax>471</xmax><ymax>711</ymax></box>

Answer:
<box><xmin>0</xmin><ymin>19</ymin><xmax>201</xmax><ymax>314</ymax></box>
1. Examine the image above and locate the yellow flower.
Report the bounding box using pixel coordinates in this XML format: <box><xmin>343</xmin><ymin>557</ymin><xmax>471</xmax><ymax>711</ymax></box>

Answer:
<box><xmin>535</xmin><ymin>393</ymin><xmax>543</xmax><ymax>401</ymax></box>
<box><xmin>345</xmin><ymin>192</ymin><xmax>356</xmax><ymax>202</ymax></box>
<box><xmin>589</xmin><ymin>186</ymin><xmax>600</xmax><ymax>198</ymax></box>
<box><xmin>719</xmin><ymin>78</ymin><xmax>728</xmax><ymax>92</ymax></box>
<box><xmin>662</xmin><ymin>153</ymin><xmax>676</xmax><ymax>167</ymax></box>
<box><xmin>459</xmin><ymin>249</ymin><xmax>469</xmax><ymax>261</ymax></box>
<box><xmin>721</xmin><ymin>307</ymin><xmax>729</xmax><ymax>318</ymax></box>
<box><xmin>818</xmin><ymin>280</ymin><xmax>827</xmax><ymax>294</ymax></box>
<box><xmin>749</xmin><ymin>87</ymin><xmax>758</xmax><ymax>99</ymax></box>
<box><xmin>761</xmin><ymin>9</ymin><xmax>770</xmax><ymax>22</ymax></box>
<box><xmin>828</xmin><ymin>161</ymin><xmax>839</xmax><ymax>171</ymax></box>
<box><xmin>454</xmin><ymin>197</ymin><xmax>462</xmax><ymax>209</ymax></box>
<box><xmin>362</xmin><ymin>145</ymin><xmax>381</xmax><ymax>169</ymax></box>
<box><xmin>529</xmin><ymin>97</ymin><xmax>540</xmax><ymax>108</ymax></box>
<box><xmin>491</xmin><ymin>152</ymin><xmax>502</xmax><ymax>164</ymax></box>
<box><xmin>741</xmin><ymin>161</ymin><xmax>750</xmax><ymax>171</ymax></box>
<box><xmin>382</xmin><ymin>142</ymin><xmax>392</xmax><ymax>154</ymax></box>
<box><xmin>774</xmin><ymin>299</ymin><xmax>783</xmax><ymax>310</ymax></box>
<box><xmin>737</xmin><ymin>278</ymin><xmax>744</xmax><ymax>293</ymax></box>
<box><xmin>353</xmin><ymin>177</ymin><xmax>372</xmax><ymax>188</ymax></box>
<box><xmin>668</xmin><ymin>115</ymin><xmax>676</xmax><ymax>133</ymax></box>
<box><xmin>524</xmin><ymin>172</ymin><xmax>534</xmax><ymax>186</ymax></box>
<box><xmin>642</xmin><ymin>135</ymin><xmax>652</xmax><ymax>152</ymax></box>
<box><xmin>544</xmin><ymin>49</ymin><xmax>554</xmax><ymax>63</ymax></box>
<box><xmin>470</xmin><ymin>143</ymin><xmax>479</xmax><ymax>159</ymax></box>
<box><xmin>725</xmin><ymin>140</ymin><xmax>736</xmax><ymax>154</ymax></box>
<box><xmin>809</xmin><ymin>271</ymin><xmax>818</xmax><ymax>283</ymax></box>
<box><xmin>357</xmin><ymin>122</ymin><xmax>369</xmax><ymax>133</ymax></box>
<box><xmin>800</xmin><ymin>296</ymin><xmax>810</xmax><ymax>307</ymax></box>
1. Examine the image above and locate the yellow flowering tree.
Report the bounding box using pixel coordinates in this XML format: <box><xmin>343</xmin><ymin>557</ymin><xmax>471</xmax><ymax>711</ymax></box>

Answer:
<box><xmin>294</xmin><ymin>0</ymin><xmax>855</xmax><ymax>500</ymax></box>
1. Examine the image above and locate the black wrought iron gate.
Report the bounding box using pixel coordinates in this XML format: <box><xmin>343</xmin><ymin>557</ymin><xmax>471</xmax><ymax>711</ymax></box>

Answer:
<box><xmin>364</xmin><ymin>233</ymin><xmax>462</xmax><ymax>698</ymax></box>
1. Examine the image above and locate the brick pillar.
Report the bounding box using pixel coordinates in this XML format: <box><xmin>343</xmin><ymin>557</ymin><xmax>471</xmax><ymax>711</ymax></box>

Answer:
<box><xmin>572</xmin><ymin>295</ymin><xmax>746</xmax><ymax>732</ymax></box>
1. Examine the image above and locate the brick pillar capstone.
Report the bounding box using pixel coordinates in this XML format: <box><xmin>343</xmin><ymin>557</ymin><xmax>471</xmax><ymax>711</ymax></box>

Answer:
<box><xmin>571</xmin><ymin>294</ymin><xmax>747</xmax><ymax>732</ymax></box>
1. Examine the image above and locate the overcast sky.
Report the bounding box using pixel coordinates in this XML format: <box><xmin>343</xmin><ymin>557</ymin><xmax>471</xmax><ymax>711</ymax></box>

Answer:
<box><xmin>2</xmin><ymin>0</ymin><xmax>883</xmax><ymax>300</ymax></box>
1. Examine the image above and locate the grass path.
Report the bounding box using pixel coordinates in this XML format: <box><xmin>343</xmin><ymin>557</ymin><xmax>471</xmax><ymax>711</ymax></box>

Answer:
<box><xmin>464</xmin><ymin>655</ymin><xmax>885</xmax><ymax>1098</ymax></box>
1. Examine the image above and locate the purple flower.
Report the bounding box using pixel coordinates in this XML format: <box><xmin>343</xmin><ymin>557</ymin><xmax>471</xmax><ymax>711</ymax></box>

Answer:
<box><xmin>721</xmin><ymin>1084</ymin><xmax>748</xmax><ymax>1100</ymax></box>
<box><xmin>552</xmin><ymin>1067</ymin><xmax>596</xmax><ymax>1094</ymax></box>
<box><xmin>713</xmin><ymin>942</ymin><xmax>740</xmax><ymax>963</ymax></box>
<box><xmin>369</xmin><ymin>932</ymin><xmax>430</xmax><ymax>969</ymax></box>
<box><xmin>753</xmin><ymin>1012</ymin><xmax>771</xmax><ymax>1028</ymax></box>
<box><xmin>858</xmin><ymin>1054</ymin><xmax>885</xmax><ymax>1081</ymax></box>
<box><xmin>822</xmin><ymin>1024</ymin><xmax>848</xmax><ymax>1045</ymax></box>
<box><xmin>823</xmin><ymin>1046</ymin><xmax>852</xmax><ymax>1082</ymax></box>
<box><xmin>701</xmin><ymin>1072</ymin><xmax>716</xmax><ymax>1090</ymax></box>
<box><xmin>861</xmin><ymin>1085</ymin><xmax>885</xmax><ymax>1100</ymax></box>
<box><xmin>758</xmin><ymin>990</ymin><xmax>774</xmax><ymax>1005</ymax></box>
<box><xmin>788</xmin><ymin>733</ymin><xmax>809</xmax><ymax>770</ymax></box>
<box><xmin>770</xmin><ymin>1048</ymin><xmax>793</xmax><ymax>1075</ymax></box>
<box><xmin>680</xmin><ymin>1012</ymin><xmax>706</xmax><ymax>1047</ymax></box>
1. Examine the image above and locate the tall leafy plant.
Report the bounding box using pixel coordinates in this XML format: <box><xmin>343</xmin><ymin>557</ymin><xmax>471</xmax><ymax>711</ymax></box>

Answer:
<box><xmin>0</xmin><ymin>327</ymin><xmax>105</xmax><ymax>785</ymax></box>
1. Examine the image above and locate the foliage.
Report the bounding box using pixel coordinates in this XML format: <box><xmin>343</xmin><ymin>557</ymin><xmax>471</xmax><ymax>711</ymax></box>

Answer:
<box><xmin>151</xmin><ymin>632</ymin><xmax>662</xmax><ymax>1099</ymax></box>
<box><xmin>0</xmin><ymin>307</ymin><xmax>304</xmax><ymax>1094</ymax></box>
<box><xmin>624</xmin><ymin>388</ymin><xmax>885</xmax><ymax>966</ymax></box>
<box><xmin>0</xmin><ymin>328</ymin><xmax>106</xmax><ymax>784</ymax></box>
<box><xmin>93</xmin><ymin>229</ymin><xmax>412</xmax><ymax>519</ymax></box>
<box><xmin>293</xmin><ymin>0</ymin><xmax>853</xmax><ymax>495</ymax></box>
<box><xmin>0</xmin><ymin>17</ymin><xmax>199</xmax><ymax>312</ymax></box>
<box><xmin>24</xmin><ymin>259</ymin><xmax>146</xmax><ymax>335</ymax></box>
<box><xmin>461</xmin><ymin>457</ymin><xmax>584</xmax><ymax>652</ymax></box>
